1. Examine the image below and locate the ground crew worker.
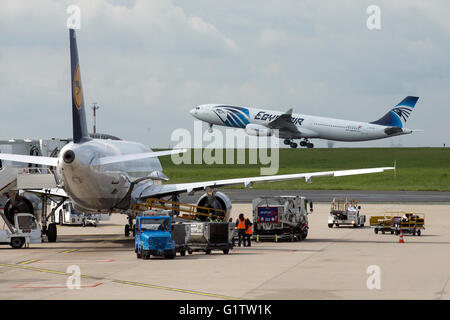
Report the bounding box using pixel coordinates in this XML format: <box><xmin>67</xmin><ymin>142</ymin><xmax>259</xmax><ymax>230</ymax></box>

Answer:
<box><xmin>206</xmin><ymin>212</ymin><xmax>215</xmax><ymax>222</ymax></box>
<box><xmin>245</xmin><ymin>218</ymin><xmax>253</xmax><ymax>247</ymax></box>
<box><xmin>235</xmin><ymin>213</ymin><xmax>246</xmax><ymax>247</ymax></box>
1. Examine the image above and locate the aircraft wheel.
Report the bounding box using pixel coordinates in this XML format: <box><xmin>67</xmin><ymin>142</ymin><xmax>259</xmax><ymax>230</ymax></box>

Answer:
<box><xmin>47</xmin><ymin>223</ymin><xmax>57</xmax><ymax>242</ymax></box>
<box><xmin>283</xmin><ymin>139</ymin><xmax>291</xmax><ymax>145</ymax></box>
<box><xmin>328</xmin><ymin>224</ymin><xmax>333</xmax><ymax>228</ymax></box>
<box><xmin>290</xmin><ymin>142</ymin><xmax>298</xmax><ymax>149</ymax></box>
<box><xmin>300</xmin><ymin>141</ymin><xmax>307</xmax><ymax>147</ymax></box>
<box><xmin>307</xmin><ymin>143</ymin><xmax>314</xmax><ymax>148</ymax></box>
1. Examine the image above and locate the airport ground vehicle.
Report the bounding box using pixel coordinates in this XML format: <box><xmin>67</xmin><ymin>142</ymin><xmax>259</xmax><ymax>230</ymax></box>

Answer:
<box><xmin>370</xmin><ymin>215</ymin><xmax>394</xmax><ymax>234</ymax></box>
<box><xmin>252</xmin><ymin>196</ymin><xmax>312</xmax><ymax>242</ymax></box>
<box><xmin>328</xmin><ymin>198</ymin><xmax>365</xmax><ymax>228</ymax></box>
<box><xmin>0</xmin><ymin>211</ymin><xmax>41</xmax><ymax>248</ymax></box>
<box><xmin>370</xmin><ymin>212</ymin><xmax>425</xmax><ymax>236</ymax></box>
<box><xmin>51</xmin><ymin>200</ymin><xmax>83</xmax><ymax>225</ymax></box>
<box><xmin>135</xmin><ymin>215</ymin><xmax>177</xmax><ymax>259</ymax></box>
<box><xmin>185</xmin><ymin>222</ymin><xmax>234</xmax><ymax>255</ymax></box>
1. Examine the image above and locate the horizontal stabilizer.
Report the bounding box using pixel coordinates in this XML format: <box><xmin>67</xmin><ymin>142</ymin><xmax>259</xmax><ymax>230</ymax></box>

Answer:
<box><xmin>92</xmin><ymin>149</ymin><xmax>187</xmax><ymax>166</ymax></box>
<box><xmin>0</xmin><ymin>153</ymin><xmax>58</xmax><ymax>166</ymax></box>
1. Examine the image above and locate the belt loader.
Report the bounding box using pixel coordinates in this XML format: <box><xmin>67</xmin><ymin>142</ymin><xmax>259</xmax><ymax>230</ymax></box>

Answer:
<box><xmin>328</xmin><ymin>198</ymin><xmax>365</xmax><ymax>228</ymax></box>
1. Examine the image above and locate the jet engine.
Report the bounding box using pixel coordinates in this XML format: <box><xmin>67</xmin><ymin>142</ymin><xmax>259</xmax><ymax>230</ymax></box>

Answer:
<box><xmin>196</xmin><ymin>191</ymin><xmax>232</xmax><ymax>221</ymax></box>
<box><xmin>3</xmin><ymin>194</ymin><xmax>36</xmax><ymax>225</ymax></box>
<box><xmin>245</xmin><ymin>124</ymin><xmax>272</xmax><ymax>136</ymax></box>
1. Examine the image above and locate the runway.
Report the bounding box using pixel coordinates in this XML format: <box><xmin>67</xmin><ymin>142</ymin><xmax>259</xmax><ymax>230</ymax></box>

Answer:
<box><xmin>180</xmin><ymin>189</ymin><xmax>450</xmax><ymax>203</ymax></box>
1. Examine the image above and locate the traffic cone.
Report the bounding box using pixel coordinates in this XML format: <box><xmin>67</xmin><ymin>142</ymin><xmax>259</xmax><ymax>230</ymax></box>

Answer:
<box><xmin>398</xmin><ymin>230</ymin><xmax>404</xmax><ymax>243</ymax></box>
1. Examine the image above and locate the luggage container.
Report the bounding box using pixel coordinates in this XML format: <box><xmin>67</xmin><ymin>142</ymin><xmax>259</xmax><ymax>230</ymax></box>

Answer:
<box><xmin>185</xmin><ymin>222</ymin><xmax>234</xmax><ymax>254</ymax></box>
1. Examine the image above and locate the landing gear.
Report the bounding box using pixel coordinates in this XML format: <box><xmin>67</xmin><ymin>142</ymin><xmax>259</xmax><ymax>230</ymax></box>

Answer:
<box><xmin>47</xmin><ymin>223</ymin><xmax>57</xmax><ymax>242</ymax></box>
<box><xmin>285</xmin><ymin>139</ymin><xmax>314</xmax><ymax>148</ymax></box>
<box><xmin>300</xmin><ymin>139</ymin><xmax>314</xmax><ymax>149</ymax></box>
<box><xmin>208</xmin><ymin>123</ymin><xmax>213</xmax><ymax>133</ymax></box>
<box><xmin>41</xmin><ymin>192</ymin><xmax>63</xmax><ymax>242</ymax></box>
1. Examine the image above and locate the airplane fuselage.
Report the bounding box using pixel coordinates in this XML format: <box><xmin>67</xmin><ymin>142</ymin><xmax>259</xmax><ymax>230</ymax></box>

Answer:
<box><xmin>56</xmin><ymin>139</ymin><xmax>162</xmax><ymax>212</ymax></box>
<box><xmin>191</xmin><ymin>104</ymin><xmax>412</xmax><ymax>142</ymax></box>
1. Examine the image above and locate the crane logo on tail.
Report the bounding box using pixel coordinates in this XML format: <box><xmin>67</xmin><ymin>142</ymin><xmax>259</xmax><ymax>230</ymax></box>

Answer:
<box><xmin>73</xmin><ymin>63</ymin><xmax>83</xmax><ymax>110</ymax></box>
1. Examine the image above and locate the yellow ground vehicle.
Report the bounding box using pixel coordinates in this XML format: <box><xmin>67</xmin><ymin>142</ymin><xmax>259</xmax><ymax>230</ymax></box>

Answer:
<box><xmin>369</xmin><ymin>215</ymin><xmax>394</xmax><ymax>234</ymax></box>
<box><xmin>370</xmin><ymin>212</ymin><xmax>425</xmax><ymax>236</ymax></box>
<box><xmin>392</xmin><ymin>213</ymin><xmax>425</xmax><ymax>236</ymax></box>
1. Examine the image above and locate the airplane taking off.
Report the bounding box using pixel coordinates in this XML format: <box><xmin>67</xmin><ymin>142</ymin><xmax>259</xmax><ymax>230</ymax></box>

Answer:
<box><xmin>190</xmin><ymin>96</ymin><xmax>420</xmax><ymax>148</ymax></box>
<box><xmin>0</xmin><ymin>29</ymin><xmax>395</xmax><ymax>242</ymax></box>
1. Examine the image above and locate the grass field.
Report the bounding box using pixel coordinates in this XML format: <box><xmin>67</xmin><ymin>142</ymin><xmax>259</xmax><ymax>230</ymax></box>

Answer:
<box><xmin>158</xmin><ymin>148</ymin><xmax>450</xmax><ymax>191</ymax></box>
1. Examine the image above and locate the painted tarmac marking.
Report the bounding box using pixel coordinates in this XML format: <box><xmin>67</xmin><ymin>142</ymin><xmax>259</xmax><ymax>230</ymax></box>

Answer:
<box><xmin>60</xmin><ymin>249</ymin><xmax>80</xmax><ymax>254</ymax></box>
<box><xmin>31</xmin><ymin>259</ymin><xmax>114</xmax><ymax>264</ymax></box>
<box><xmin>13</xmin><ymin>282</ymin><xmax>103</xmax><ymax>289</ymax></box>
<box><xmin>0</xmin><ymin>263</ymin><xmax>242</xmax><ymax>300</ymax></box>
<box><xmin>112</xmin><ymin>280</ymin><xmax>242</xmax><ymax>300</ymax></box>
<box><xmin>17</xmin><ymin>259</ymin><xmax>39</xmax><ymax>265</ymax></box>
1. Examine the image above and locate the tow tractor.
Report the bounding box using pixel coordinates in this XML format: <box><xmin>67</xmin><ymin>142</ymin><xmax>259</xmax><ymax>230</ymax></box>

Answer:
<box><xmin>328</xmin><ymin>198</ymin><xmax>365</xmax><ymax>228</ymax></box>
<box><xmin>252</xmin><ymin>195</ymin><xmax>312</xmax><ymax>242</ymax></box>
<box><xmin>132</xmin><ymin>198</ymin><xmax>233</xmax><ymax>257</ymax></box>
<box><xmin>0</xmin><ymin>210</ymin><xmax>41</xmax><ymax>248</ymax></box>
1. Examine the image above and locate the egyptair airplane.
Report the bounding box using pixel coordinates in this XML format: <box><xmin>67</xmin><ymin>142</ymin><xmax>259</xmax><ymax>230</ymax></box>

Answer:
<box><xmin>0</xmin><ymin>29</ymin><xmax>394</xmax><ymax>242</ymax></box>
<box><xmin>190</xmin><ymin>96</ymin><xmax>420</xmax><ymax>148</ymax></box>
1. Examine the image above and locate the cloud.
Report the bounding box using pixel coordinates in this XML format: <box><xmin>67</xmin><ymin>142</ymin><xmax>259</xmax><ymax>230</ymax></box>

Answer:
<box><xmin>0</xmin><ymin>0</ymin><xmax>448</xmax><ymax>148</ymax></box>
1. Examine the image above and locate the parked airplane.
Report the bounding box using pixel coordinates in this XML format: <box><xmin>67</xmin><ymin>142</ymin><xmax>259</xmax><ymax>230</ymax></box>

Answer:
<box><xmin>190</xmin><ymin>96</ymin><xmax>420</xmax><ymax>148</ymax></box>
<box><xmin>0</xmin><ymin>29</ymin><xmax>394</xmax><ymax>242</ymax></box>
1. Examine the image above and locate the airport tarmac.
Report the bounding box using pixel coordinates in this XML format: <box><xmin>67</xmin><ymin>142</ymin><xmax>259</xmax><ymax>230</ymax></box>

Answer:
<box><xmin>0</xmin><ymin>203</ymin><xmax>449</xmax><ymax>300</ymax></box>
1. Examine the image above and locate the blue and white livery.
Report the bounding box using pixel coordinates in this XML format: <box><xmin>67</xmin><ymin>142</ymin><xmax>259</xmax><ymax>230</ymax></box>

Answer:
<box><xmin>190</xmin><ymin>96</ymin><xmax>420</xmax><ymax>148</ymax></box>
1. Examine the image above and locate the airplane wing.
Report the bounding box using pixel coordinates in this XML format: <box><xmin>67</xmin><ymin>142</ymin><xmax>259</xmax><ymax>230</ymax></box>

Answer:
<box><xmin>134</xmin><ymin>166</ymin><xmax>395</xmax><ymax>199</ymax></box>
<box><xmin>266</xmin><ymin>109</ymin><xmax>302</xmax><ymax>138</ymax></box>
<box><xmin>27</xmin><ymin>188</ymin><xmax>68</xmax><ymax>198</ymax></box>
<box><xmin>0</xmin><ymin>149</ymin><xmax>186</xmax><ymax>167</ymax></box>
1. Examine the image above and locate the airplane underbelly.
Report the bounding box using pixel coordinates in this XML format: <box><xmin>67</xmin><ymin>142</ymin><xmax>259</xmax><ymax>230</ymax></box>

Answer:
<box><xmin>62</xmin><ymin>166</ymin><xmax>129</xmax><ymax>212</ymax></box>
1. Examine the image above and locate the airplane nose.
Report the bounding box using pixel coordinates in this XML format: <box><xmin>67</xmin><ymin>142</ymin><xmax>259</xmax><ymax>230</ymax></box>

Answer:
<box><xmin>190</xmin><ymin>108</ymin><xmax>199</xmax><ymax>117</ymax></box>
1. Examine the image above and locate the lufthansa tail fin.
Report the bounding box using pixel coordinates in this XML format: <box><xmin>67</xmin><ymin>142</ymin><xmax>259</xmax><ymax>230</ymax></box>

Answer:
<box><xmin>370</xmin><ymin>96</ymin><xmax>419</xmax><ymax>128</ymax></box>
<box><xmin>70</xmin><ymin>29</ymin><xmax>90</xmax><ymax>143</ymax></box>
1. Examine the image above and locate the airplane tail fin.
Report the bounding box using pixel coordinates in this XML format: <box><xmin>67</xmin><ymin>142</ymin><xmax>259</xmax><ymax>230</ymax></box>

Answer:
<box><xmin>69</xmin><ymin>29</ymin><xmax>90</xmax><ymax>143</ymax></box>
<box><xmin>370</xmin><ymin>96</ymin><xmax>419</xmax><ymax>128</ymax></box>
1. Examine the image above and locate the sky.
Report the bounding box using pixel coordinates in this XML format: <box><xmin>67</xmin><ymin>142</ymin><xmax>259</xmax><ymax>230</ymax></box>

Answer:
<box><xmin>0</xmin><ymin>0</ymin><xmax>449</xmax><ymax>148</ymax></box>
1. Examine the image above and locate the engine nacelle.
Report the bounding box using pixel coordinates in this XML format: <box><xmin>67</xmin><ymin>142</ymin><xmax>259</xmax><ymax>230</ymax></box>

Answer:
<box><xmin>196</xmin><ymin>191</ymin><xmax>232</xmax><ymax>222</ymax></box>
<box><xmin>3</xmin><ymin>194</ymin><xmax>37</xmax><ymax>225</ymax></box>
<box><xmin>245</xmin><ymin>124</ymin><xmax>272</xmax><ymax>136</ymax></box>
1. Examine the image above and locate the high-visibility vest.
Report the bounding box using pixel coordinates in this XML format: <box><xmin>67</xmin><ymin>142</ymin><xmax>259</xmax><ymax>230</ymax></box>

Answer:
<box><xmin>245</xmin><ymin>225</ymin><xmax>253</xmax><ymax>235</ymax></box>
<box><xmin>236</xmin><ymin>219</ymin><xmax>246</xmax><ymax>229</ymax></box>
